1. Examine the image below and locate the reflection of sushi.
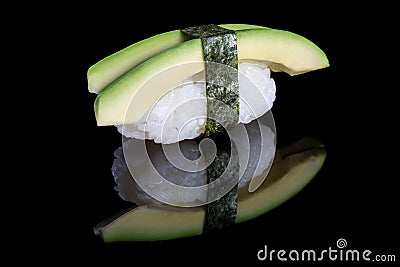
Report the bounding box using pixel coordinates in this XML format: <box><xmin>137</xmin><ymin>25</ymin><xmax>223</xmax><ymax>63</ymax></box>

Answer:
<box><xmin>94</xmin><ymin>136</ymin><xmax>326</xmax><ymax>242</ymax></box>
<box><xmin>88</xmin><ymin>24</ymin><xmax>329</xmax><ymax>144</ymax></box>
<box><xmin>112</xmin><ymin>120</ymin><xmax>275</xmax><ymax>206</ymax></box>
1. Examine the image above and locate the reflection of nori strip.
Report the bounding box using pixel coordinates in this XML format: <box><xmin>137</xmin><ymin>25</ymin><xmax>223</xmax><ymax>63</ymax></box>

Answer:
<box><xmin>203</xmin><ymin>137</ymin><xmax>239</xmax><ymax>232</ymax></box>
<box><xmin>182</xmin><ymin>25</ymin><xmax>239</xmax><ymax>232</ymax></box>
<box><xmin>182</xmin><ymin>25</ymin><xmax>239</xmax><ymax>136</ymax></box>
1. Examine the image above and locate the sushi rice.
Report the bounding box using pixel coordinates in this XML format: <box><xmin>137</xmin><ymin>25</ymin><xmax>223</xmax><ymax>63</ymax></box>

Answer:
<box><xmin>116</xmin><ymin>61</ymin><xmax>276</xmax><ymax>144</ymax></box>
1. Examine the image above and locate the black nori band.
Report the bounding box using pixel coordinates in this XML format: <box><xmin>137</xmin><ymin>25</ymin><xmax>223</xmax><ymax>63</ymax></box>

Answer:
<box><xmin>182</xmin><ymin>25</ymin><xmax>239</xmax><ymax>232</ymax></box>
<box><xmin>181</xmin><ymin>24</ymin><xmax>239</xmax><ymax>136</ymax></box>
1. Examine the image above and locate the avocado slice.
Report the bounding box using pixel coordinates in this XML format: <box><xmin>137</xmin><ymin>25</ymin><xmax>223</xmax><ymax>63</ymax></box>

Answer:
<box><xmin>94</xmin><ymin>137</ymin><xmax>326</xmax><ymax>242</ymax></box>
<box><xmin>87</xmin><ymin>24</ymin><xmax>269</xmax><ymax>94</ymax></box>
<box><xmin>87</xmin><ymin>29</ymin><xmax>190</xmax><ymax>94</ymax></box>
<box><xmin>94</xmin><ymin>27</ymin><xmax>329</xmax><ymax>126</ymax></box>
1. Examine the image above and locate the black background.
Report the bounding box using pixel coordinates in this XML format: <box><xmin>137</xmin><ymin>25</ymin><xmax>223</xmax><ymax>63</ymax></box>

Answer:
<box><xmin>26</xmin><ymin>3</ymin><xmax>398</xmax><ymax>265</ymax></box>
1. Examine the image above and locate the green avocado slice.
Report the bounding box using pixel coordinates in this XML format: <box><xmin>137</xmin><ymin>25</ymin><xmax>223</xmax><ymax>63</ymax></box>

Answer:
<box><xmin>94</xmin><ymin>137</ymin><xmax>326</xmax><ymax>242</ymax></box>
<box><xmin>93</xmin><ymin>27</ymin><xmax>329</xmax><ymax>126</ymax></box>
<box><xmin>87</xmin><ymin>24</ymin><xmax>268</xmax><ymax>94</ymax></box>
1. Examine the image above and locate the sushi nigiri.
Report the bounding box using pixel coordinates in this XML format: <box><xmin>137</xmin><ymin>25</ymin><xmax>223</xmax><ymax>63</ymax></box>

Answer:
<box><xmin>88</xmin><ymin>24</ymin><xmax>329</xmax><ymax>144</ymax></box>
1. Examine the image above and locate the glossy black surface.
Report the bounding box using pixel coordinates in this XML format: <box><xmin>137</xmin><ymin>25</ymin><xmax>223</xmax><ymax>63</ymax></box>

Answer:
<box><xmin>32</xmin><ymin>3</ymin><xmax>399</xmax><ymax>265</ymax></box>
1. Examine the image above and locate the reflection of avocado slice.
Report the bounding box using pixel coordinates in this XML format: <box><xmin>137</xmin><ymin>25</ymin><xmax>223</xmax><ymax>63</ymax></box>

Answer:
<box><xmin>93</xmin><ymin>26</ymin><xmax>329</xmax><ymax>126</ymax></box>
<box><xmin>94</xmin><ymin>138</ymin><xmax>326</xmax><ymax>242</ymax></box>
<box><xmin>87</xmin><ymin>24</ymin><xmax>268</xmax><ymax>94</ymax></box>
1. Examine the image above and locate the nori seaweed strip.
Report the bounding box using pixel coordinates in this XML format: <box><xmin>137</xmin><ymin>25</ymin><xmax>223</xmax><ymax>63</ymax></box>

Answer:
<box><xmin>182</xmin><ymin>25</ymin><xmax>239</xmax><ymax>136</ymax></box>
<box><xmin>182</xmin><ymin>25</ymin><xmax>239</xmax><ymax>232</ymax></box>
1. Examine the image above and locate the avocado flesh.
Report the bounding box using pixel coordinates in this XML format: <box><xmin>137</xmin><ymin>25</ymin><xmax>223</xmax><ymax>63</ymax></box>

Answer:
<box><xmin>94</xmin><ymin>28</ymin><xmax>329</xmax><ymax>126</ymax></box>
<box><xmin>87</xmin><ymin>24</ymin><xmax>269</xmax><ymax>94</ymax></box>
<box><xmin>94</xmin><ymin>138</ymin><xmax>326</xmax><ymax>242</ymax></box>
